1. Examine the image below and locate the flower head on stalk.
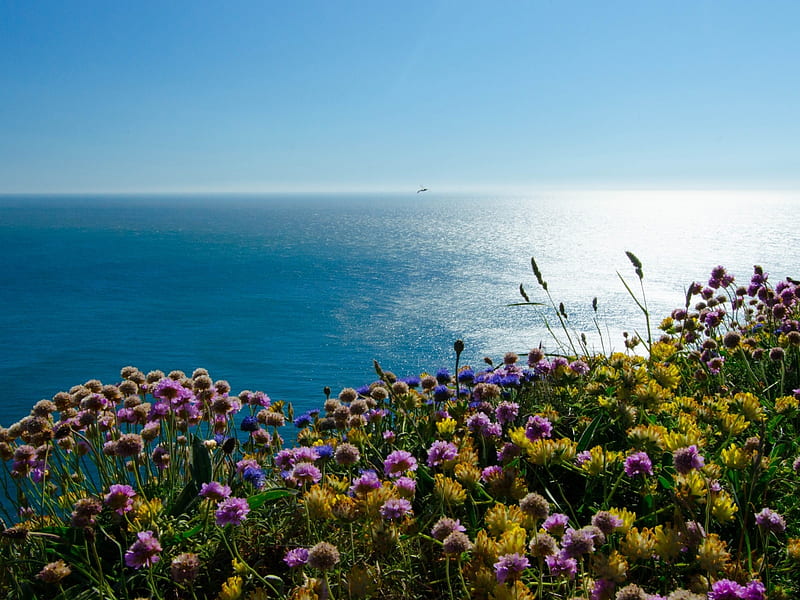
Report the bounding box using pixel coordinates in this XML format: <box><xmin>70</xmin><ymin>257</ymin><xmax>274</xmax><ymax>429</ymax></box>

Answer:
<box><xmin>124</xmin><ymin>530</ymin><xmax>162</xmax><ymax>569</ymax></box>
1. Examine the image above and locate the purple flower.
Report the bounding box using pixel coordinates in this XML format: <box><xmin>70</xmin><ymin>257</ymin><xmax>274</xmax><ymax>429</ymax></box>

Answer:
<box><xmin>569</xmin><ymin>360</ymin><xmax>590</xmax><ymax>375</ymax></box>
<box><xmin>708</xmin><ymin>579</ymin><xmax>744</xmax><ymax>600</ymax></box>
<box><xmin>542</xmin><ymin>513</ymin><xmax>570</xmax><ymax>536</ymax></box>
<box><xmin>427</xmin><ymin>440</ymin><xmax>459</xmax><ymax>467</ymax></box>
<box><xmin>153</xmin><ymin>378</ymin><xmax>194</xmax><ymax>403</ymax></box>
<box><xmin>494</xmin><ymin>401</ymin><xmax>519</xmax><ymax>425</ymax></box>
<box><xmin>351</xmin><ymin>470</ymin><xmax>382</xmax><ymax>495</ymax></box>
<box><xmin>289</xmin><ymin>462</ymin><xmax>322</xmax><ymax>487</ymax></box>
<box><xmin>283</xmin><ymin>548</ymin><xmax>309</xmax><ymax>568</ymax></box>
<box><xmin>525</xmin><ymin>415</ymin><xmax>553</xmax><ymax>441</ymax></box>
<box><xmin>104</xmin><ymin>484</ymin><xmax>136</xmax><ymax>516</ymax></box>
<box><xmin>544</xmin><ymin>552</ymin><xmax>577</xmax><ymax>580</ymax></box>
<box><xmin>561</xmin><ymin>526</ymin><xmax>600</xmax><ymax>557</ymax></box>
<box><xmin>395</xmin><ymin>476</ymin><xmax>416</xmax><ymax>497</ymax></box>
<box><xmin>243</xmin><ymin>466</ymin><xmax>267</xmax><ymax>489</ymax></box>
<box><xmin>755</xmin><ymin>507</ymin><xmax>786</xmax><ymax>534</ymax></box>
<box><xmin>624</xmin><ymin>451</ymin><xmax>653</xmax><ymax>477</ymax></box>
<box><xmin>379</xmin><ymin>498</ymin><xmax>413</xmax><ymax>521</ymax></box>
<box><xmin>431</xmin><ymin>517</ymin><xmax>466</xmax><ymax>541</ymax></box>
<box><xmin>742</xmin><ymin>580</ymin><xmax>766</xmax><ymax>600</ymax></box>
<box><xmin>673</xmin><ymin>445</ymin><xmax>705</xmax><ymax>474</ymax></box>
<box><xmin>124</xmin><ymin>530</ymin><xmax>162</xmax><ymax>569</ymax></box>
<box><xmin>199</xmin><ymin>481</ymin><xmax>232</xmax><ymax>501</ymax></box>
<box><xmin>241</xmin><ymin>415</ymin><xmax>260</xmax><ymax>432</ymax></box>
<box><xmin>493</xmin><ymin>553</ymin><xmax>529</xmax><ymax>583</ymax></box>
<box><xmin>383</xmin><ymin>450</ymin><xmax>417</xmax><ymax>478</ymax></box>
<box><xmin>214</xmin><ymin>497</ymin><xmax>250</xmax><ymax>527</ymax></box>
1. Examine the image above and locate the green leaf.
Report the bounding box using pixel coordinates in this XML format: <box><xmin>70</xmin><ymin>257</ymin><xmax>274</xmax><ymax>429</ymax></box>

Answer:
<box><xmin>192</xmin><ymin>434</ymin><xmax>213</xmax><ymax>486</ymax></box>
<box><xmin>657</xmin><ymin>475</ymin><xmax>673</xmax><ymax>490</ymax></box>
<box><xmin>173</xmin><ymin>522</ymin><xmax>204</xmax><ymax>541</ymax></box>
<box><xmin>247</xmin><ymin>488</ymin><xmax>297</xmax><ymax>510</ymax></box>
<box><xmin>576</xmin><ymin>415</ymin><xmax>601</xmax><ymax>452</ymax></box>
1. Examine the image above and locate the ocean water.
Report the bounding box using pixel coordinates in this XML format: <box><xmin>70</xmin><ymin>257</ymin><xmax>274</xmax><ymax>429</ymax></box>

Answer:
<box><xmin>1</xmin><ymin>190</ymin><xmax>798</xmax><ymax>428</ymax></box>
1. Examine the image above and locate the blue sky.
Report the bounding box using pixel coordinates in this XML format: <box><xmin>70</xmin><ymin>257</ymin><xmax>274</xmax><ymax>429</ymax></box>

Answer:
<box><xmin>1</xmin><ymin>1</ymin><xmax>798</xmax><ymax>193</ymax></box>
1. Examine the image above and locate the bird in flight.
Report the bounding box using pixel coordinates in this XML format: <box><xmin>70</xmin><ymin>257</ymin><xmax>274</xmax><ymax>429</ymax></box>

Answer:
<box><xmin>417</xmin><ymin>186</ymin><xmax>428</xmax><ymax>193</ymax></box>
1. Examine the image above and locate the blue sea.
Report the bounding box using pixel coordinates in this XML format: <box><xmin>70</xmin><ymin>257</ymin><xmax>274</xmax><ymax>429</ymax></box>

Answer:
<box><xmin>1</xmin><ymin>191</ymin><xmax>799</xmax><ymax>429</ymax></box>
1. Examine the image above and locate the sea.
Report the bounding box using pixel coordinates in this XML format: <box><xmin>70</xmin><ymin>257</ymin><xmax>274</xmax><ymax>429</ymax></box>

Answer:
<box><xmin>1</xmin><ymin>190</ymin><xmax>799</xmax><ymax>429</ymax></box>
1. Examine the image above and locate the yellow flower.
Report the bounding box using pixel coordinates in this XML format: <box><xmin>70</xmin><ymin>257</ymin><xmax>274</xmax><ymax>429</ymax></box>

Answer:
<box><xmin>497</xmin><ymin>524</ymin><xmax>527</xmax><ymax>556</ymax></box>
<box><xmin>433</xmin><ymin>474</ymin><xmax>466</xmax><ymax>507</ymax></box>
<box><xmin>720</xmin><ymin>444</ymin><xmax>750</xmax><ymax>470</ymax></box>
<box><xmin>592</xmin><ymin>550</ymin><xmax>629</xmax><ymax>583</ymax></box>
<box><xmin>454</xmin><ymin>462</ymin><xmax>482</xmax><ymax>489</ymax></box>
<box><xmin>347</xmin><ymin>564</ymin><xmax>378</xmax><ymax>599</ymax></box>
<box><xmin>697</xmin><ymin>533</ymin><xmax>730</xmax><ymax>574</ymax></box>
<box><xmin>634</xmin><ymin>380</ymin><xmax>673</xmax><ymax>407</ymax></box>
<box><xmin>484</xmin><ymin>503</ymin><xmax>525</xmax><ymax>538</ymax></box>
<box><xmin>653</xmin><ymin>523</ymin><xmax>682</xmax><ymax>562</ymax></box>
<box><xmin>674</xmin><ymin>471</ymin><xmax>707</xmax><ymax>505</ymax></box>
<box><xmin>132</xmin><ymin>497</ymin><xmax>163</xmax><ymax>529</ymax></box>
<box><xmin>650</xmin><ymin>362</ymin><xmax>681</xmax><ymax>389</ymax></box>
<box><xmin>247</xmin><ymin>589</ymin><xmax>270</xmax><ymax>600</ymax></box>
<box><xmin>775</xmin><ymin>395</ymin><xmax>798</xmax><ymax>414</ymax></box>
<box><xmin>302</xmin><ymin>484</ymin><xmax>335</xmax><ymax>520</ymax></box>
<box><xmin>627</xmin><ymin>424</ymin><xmax>667</xmax><ymax>452</ymax></box>
<box><xmin>508</xmin><ymin>426</ymin><xmax>533</xmax><ymax>451</ymax></box>
<box><xmin>607</xmin><ymin>507</ymin><xmax>636</xmax><ymax>534</ymax></box>
<box><xmin>358</xmin><ymin>485</ymin><xmax>397</xmax><ymax>518</ymax></box>
<box><xmin>492</xmin><ymin>581</ymin><xmax>536</xmax><ymax>600</ymax></box>
<box><xmin>436</xmin><ymin>417</ymin><xmax>457</xmax><ymax>437</ymax></box>
<box><xmin>232</xmin><ymin>558</ymin><xmax>249</xmax><ymax>575</ymax></box>
<box><xmin>619</xmin><ymin>527</ymin><xmax>656</xmax><ymax>561</ymax></box>
<box><xmin>347</xmin><ymin>428</ymin><xmax>368</xmax><ymax>445</ymax></box>
<box><xmin>218</xmin><ymin>575</ymin><xmax>243</xmax><ymax>600</ymax></box>
<box><xmin>710</xmin><ymin>490</ymin><xmax>738</xmax><ymax>523</ymax></box>
<box><xmin>719</xmin><ymin>413</ymin><xmax>750</xmax><ymax>436</ymax></box>
<box><xmin>732</xmin><ymin>392</ymin><xmax>766</xmax><ymax>422</ymax></box>
<box><xmin>580</xmin><ymin>445</ymin><xmax>621</xmax><ymax>476</ymax></box>
<box><xmin>663</xmin><ymin>425</ymin><xmax>704</xmax><ymax>452</ymax></box>
<box><xmin>650</xmin><ymin>340</ymin><xmax>678</xmax><ymax>362</ymax></box>
<box><xmin>787</xmin><ymin>538</ymin><xmax>800</xmax><ymax>562</ymax></box>
<box><xmin>471</xmin><ymin>530</ymin><xmax>499</xmax><ymax>566</ymax></box>
<box><xmin>525</xmin><ymin>439</ymin><xmax>557</xmax><ymax>465</ymax></box>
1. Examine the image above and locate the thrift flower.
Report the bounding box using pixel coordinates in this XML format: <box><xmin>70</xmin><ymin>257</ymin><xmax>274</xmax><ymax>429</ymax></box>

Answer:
<box><xmin>351</xmin><ymin>470</ymin><xmax>382</xmax><ymax>495</ymax></box>
<box><xmin>104</xmin><ymin>484</ymin><xmax>136</xmax><ymax>516</ymax></box>
<box><xmin>542</xmin><ymin>513</ymin><xmax>570</xmax><ymax>536</ymax></box>
<box><xmin>755</xmin><ymin>507</ymin><xmax>786</xmax><ymax>534</ymax></box>
<box><xmin>283</xmin><ymin>548</ymin><xmax>309</xmax><ymax>568</ymax></box>
<box><xmin>37</xmin><ymin>560</ymin><xmax>71</xmax><ymax>584</ymax></box>
<box><xmin>442</xmin><ymin>531</ymin><xmax>472</xmax><ymax>555</ymax></box>
<box><xmin>214</xmin><ymin>497</ymin><xmax>250</xmax><ymax>527</ymax></box>
<box><xmin>383</xmin><ymin>450</ymin><xmax>417</xmax><ymax>478</ymax></box>
<box><xmin>199</xmin><ymin>481</ymin><xmax>232</xmax><ymax>502</ymax></box>
<box><xmin>525</xmin><ymin>415</ymin><xmax>553</xmax><ymax>441</ymax></box>
<box><xmin>624</xmin><ymin>452</ymin><xmax>653</xmax><ymax>477</ymax></box>
<box><xmin>673</xmin><ymin>445</ymin><xmax>705</xmax><ymax>474</ymax></box>
<box><xmin>170</xmin><ymin>552</ymin><xmax>201</xmax><ymax>584</ymax></box>
<box><xmin>431</xmin><ymin>517</ymin><xmax>466</xmax><ymax>541</ymax></box>
<box><xmin>545</xmin><ymin>553</ymin><xmax>578</xmax><ymax>579</ymax></box>
<box><xmin>427</xmin><ymin>440</ymin><xmax>458</xmax><ymax>467</ymax></box>
<box><xmin>124</xmin><ymin>530</ymin><xmax>162</xmax><ymax>569</ymax></box>
<box><xmin>707</xmin><ymin>579</ymin><xmax>743</xmax><ymax>600</ymax></box>
<box><xmin>379</xmin><ymin>498</ymin><xmax>413</xmax><ymax>520</ymax></box>
<box><xmin>307</xmin><ymin>541</ymin><xmax>340</xmax><ymax>571</ymax></box>
<box><xmin>494</xmin><ymin>553</ymin><xmax>529</xmax><ymax>583</ymax></box>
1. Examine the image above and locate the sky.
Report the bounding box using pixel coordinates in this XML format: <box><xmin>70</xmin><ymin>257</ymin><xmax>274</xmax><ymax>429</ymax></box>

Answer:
<box><xmin>1</xmin><ymin>1</ymin><xmax>799</xmax><ymax>194</ymax></box>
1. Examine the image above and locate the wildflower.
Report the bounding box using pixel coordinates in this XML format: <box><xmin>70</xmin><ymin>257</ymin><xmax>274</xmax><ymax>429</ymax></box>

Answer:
<box><xmin>561</xmin><ymin>526</ymin><xmax>602</xmax><ymax>557</ymax></box>
<box><xmin>494</xmin><ymin>552</ymin><xmax>529</xmax><ymax>584</ymax></box>
<box><xmin>243</xmin><ymin>466</ymin><xmax>267</xmax><ymax>489</ymax></box>
<box><xmin>383</xmin><ymin>450</ymin><xmax>417</xmax><ymax>478</ymax></box>
<box><xmin>199</xmin><ymin>481</ymin><xmax>232</xmax><ymax>502</ymax></box>
<box><xmin>544</xmin><ymin>553</ymin><xmax>578</xmax><ymax>580</ymax></box>
<box><xmin>289</xmin><ymin>462</ymin><xmax>323</xmax><ymax>486</ymax></box>
<box><xmin>615</xmin><ymin>584</ymin><xmax>648</xmax><ymax>600</ymax></box>
<box><xmin>283</xmin><ymin>548</ymin><xmax>309</xmax><ymax>568</ymax></box>
<box><xmin>37</xmin><ymin>559</ymin><xmax>71</xmax><ymax>584</ymax></box>
<box><xmin>711</xmin><ymin>491</ymin><xmax>738</xmax><ymax>523</ymax></box>
<box><xmin>442</xmin><ymin>530</ymin><xmax>472</xmax><ymax>555</ymax></box>
<box><xmin>433</xmin><ymin>473</ymin><xmax>467</xmax><ymax>506</ymax></box>
<box><xmin>495</xmin><ymin>401</ymin><xmax>520</xmax><ymax>425</ymax></box>
<box><xmin>524</xmin><ymin>415</ymin><xmax>553</xmax><ymax>441</ymax></box>
<box><xmin>350</xmin><ymin>470</ymin><xmax>382</xmax><ymax>495</ymax></box>
<box><xmin>115</xmin><ymin>433</ymin><xmax>144</xmax><ymax>458</ymax></box>
<box><xmin>394</xmin><ymin>476</ymin><xmax>416</xmax><ymax>497</ymax></box>
<box><xmin>104</xmin><ymin>484</ymin><xmax>137</xmax><ymax>516</ymax></box>
<box><xmin>528</xmin><ymin>532</ymin><xmax>558</xmax><ymax>557</ymax></box>
<box><xmin>333</xmin><ymin>442</ymin><xmax>360</xmax><ymax>466</ymax></box>
<box><xmin>124</xmin><ymin>530</ymin><xmax>162</xmax><ymax>569</ymax></box>
<box><xmin>214</xmin><ymin>497</ymin><xmax>250</xmax><ymax>527</ymax></box>
<box><xmin>70</xmin><ymin>497</ymin><xmax>102</xmax><ymax>528</ymax></box>
<box><xmin>742</xmin><ymin>581</ymin><xmax>766</xmax><ymax>600</ymax></box>
<box><xmin>518</xmin><ymin>492</ymin><xmax>549</xmax><ymax>521</ymax></box>
<box><xmin>696</xmin><ymin>533</ymin><xmax>730</xmax><ymax>573</ymax></box>
<box><xmin>673</xmin><ymin>445</ymin><xmax>705</xmax><ymax>474</ymax></box>
<box><xmin>569</xmin><ymin>360</ymin><xmax>590</xmax><ymax>375</ymax></box>
<box><xmin>307</xmin><ymin>541</ymin><xmax>340</xmax><ymax>571</ymax></box>
<box><xmin>431</xmin><ymin>517</ymin><xmax>466</xmax><ymax>541</ymax></box>
<box><xmin>707</xmin><ymin>579</ymin><xmax>743</xmax><ymax>600</ymax></box>
<box><xmin>379</xmin><ymin>497</ymin><xmax>412</xmax><ymax>521</ymax></box>
<box><xmin>755</xmin><ymin>507</ymin><xmax>786</xmax><ymax>534</ymax></box>
<box><xmin>241</xmin><ymin>415</ymin><xmax>260</xmax><ymax>432</ymax></box>
<box><xmin>542</xmin><ymin>513</ymin><xmax>570</xmax><ymax>537</ymax></box>
<box><xmin>218</xmin><ymin>575</ymin><xmax>243</xmax><ymax>600</ymax></box>
<box><xmin>620</xmin><ymin>527</ymin><xmax>656</xmax><ymax>561</ymax></box>
<box><xmin>624</xmin><ymin>452</ymin><xmax>653</xmax><ymax>477</ymax></box>
<box><xmin>170</xmin><ymin>552</ymin><xmax>201</xmax><ymax>584</ymax></box>
<box><xmin>591</xmin><ymin>511</ymin><xmax>624</xmax><ymax>536</ymax></box>
<box><xmin>427</xmin><ymin>440</ymin><xmax>458</xmax><ymax>467</ymax></box>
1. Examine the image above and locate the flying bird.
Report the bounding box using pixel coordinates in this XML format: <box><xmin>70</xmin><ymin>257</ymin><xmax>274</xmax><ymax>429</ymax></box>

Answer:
<box><xmin>417</xmin><ymin>186</ymin><xmax>428</xmax><ymax>193</ymax></box>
